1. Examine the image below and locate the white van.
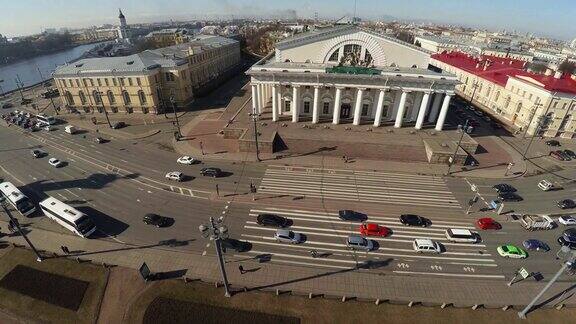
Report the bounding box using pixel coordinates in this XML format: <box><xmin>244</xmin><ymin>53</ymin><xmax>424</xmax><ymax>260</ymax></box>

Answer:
<box><xmin>413</xmin><ymin>239</ymin><xmax>441</xmax><ymax>254</ymax></box>
<box><xmin>538</xmin><ymin>180</ymin><xmax>554</xmax><ymax>191</ymax></box>
<box><xmin>445</xmin><ymin>228</ymin><xmax>478</xmax><ymax>243</ymax></box>
<box><xmin>65</xmin><ymin>125</ymin><xmax>77</xmax><ymax>134</ymax></box>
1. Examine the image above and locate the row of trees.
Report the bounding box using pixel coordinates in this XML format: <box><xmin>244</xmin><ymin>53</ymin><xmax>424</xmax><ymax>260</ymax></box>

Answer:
<box><xmin>0</xmin><ymin>33</ymin><xmax>73</xmax><ymax>65</ymax></box>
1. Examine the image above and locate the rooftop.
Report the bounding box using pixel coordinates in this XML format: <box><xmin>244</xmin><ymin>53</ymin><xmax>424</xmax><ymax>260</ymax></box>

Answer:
<box><xmin>432</xmin><ymin>51</ymin><xmax>576</xmax><ymax>95</ymax></box>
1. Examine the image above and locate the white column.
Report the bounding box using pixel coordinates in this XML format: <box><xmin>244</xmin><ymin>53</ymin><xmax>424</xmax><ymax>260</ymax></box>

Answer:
<box><xmin>415</xmin><ymin>92</ymin><xmax>431</xmax><ymax>130</ymax></box>
<box><xmin>312</xmin><ymin>86</ymin><xmax>320</xmax><ymax>124</ymax></box>
<box><xmin>272</xmin><ymin>85</ymin><xmax>278</xmax><ymax>122</ymax></box>
<box><xmin>394</xmin><ymin>91</ymin><xmax>408</xmax><ymax>128</ymax></box>
<box><xmin>292</xmin><ymin>85</ymin><xmax>300</xmax><ymax>123</ymax></box>
<box><xmin>373</xmin><ymin>89</ymin><xmax>386</xmax><ymax>127</ymax></box>
<box><xmin>410</xmin><ymin>92</ymin><xmax>423</xmax><ymax>121</ymax></box>
<box><xmin>428</xmin><ymin>93</ymin><xmax>443</xmax><ymax>123</ymax></box>
<box><xmin>277</xmin><ymin>89</ymin><xmax>282</xmax><ymax>115</ymax></box>
<box><xmin>333</xmin><ymin>87</ymin><xmax>342</xmax><ymax>124</ymax></box>
<box><xmin>390</xmin><ymin>90</ymin><xmax>402</xmax><ymax>121</ymax></box>
<box><xmin>251</xmin><ymin>84</ymin><xmax>258</xmax><ymax>115</ymax></box>
<box><xmin>258</xmin><ymin>84</ymin><xmax>264</xmax><ymax>113</ymax></box>
<box><xmin>435</xmin><ymin>94</ymin><xmax>452</xmax><ymax>131</ymax></box>
<box><xmin>353</xmin><ymin>88</ymin><xmax>364</xmax><ymax>126</ymax></box>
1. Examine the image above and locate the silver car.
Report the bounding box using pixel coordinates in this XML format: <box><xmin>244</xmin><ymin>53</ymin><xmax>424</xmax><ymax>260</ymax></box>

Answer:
<box><xmin>274</xmin><ymin>229</ymin><xmax>303</xmax><ymax>244</ymax></box>
<box><xmin>346</xmin><ymin>235</ymin><xmax>374</xmax><ymax>251</ymax></box>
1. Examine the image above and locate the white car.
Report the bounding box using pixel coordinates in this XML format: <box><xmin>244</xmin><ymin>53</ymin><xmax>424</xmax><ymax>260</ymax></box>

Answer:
<box><xmin>177</xmin><ymin>156</ymin><xmax>198</xmax><ymax>165</ymax></box>
<box><xmin>413</xmin><ymin>239</ymin><xmax>442</xmax><ymax>254</ymax></box>
<box><xmin>48</xmin><ymin>158</ymin><xmax>63</xmax><ymax>168</ymax></box>
<box><xmin>558</xmin><ymin>215</ymin><xmax>576</xmax><ymax>226</ymax></box>
<box><xmin>165</xmin><ymin>171</ymin><xmax>183</xmax><ymax>182</ymax></box>
<box><xmin>274</xmin><ymin>229</ymin><xmax>303</xmax><ymax>244</ymax></box>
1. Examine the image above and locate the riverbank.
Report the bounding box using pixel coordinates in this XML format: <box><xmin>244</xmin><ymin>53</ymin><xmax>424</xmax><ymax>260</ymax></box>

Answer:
<box><xmin>0</xmin><ymin>40</ymin><xmax>106</xmax><ymax>68</ymax></box>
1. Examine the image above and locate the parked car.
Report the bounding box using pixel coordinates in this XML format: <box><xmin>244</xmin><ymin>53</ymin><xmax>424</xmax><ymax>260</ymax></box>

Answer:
<box><xmin>492</xmin><ymin>183</ymin><xmax>516</xmax><ymax>193</ymax></box>
<box><xmin>95</xmin><ymin>137</ymin><xmax>106</xmax><ymax>144</ymax></box>
<box><xmin>564</xmin><ymin>150</ymin><xmax>576</xmax><ymax>159</ymax></box>
<box><xmin>545</xmin><ymin>140</ymin><xmax>560</xmax><ymax>147</ymax></box>
<box><xmin>476</xmin><ymin>217</ymin><xmax>501</xmax><ymax>230</ymax></box>
<box><xmin>359</xmin><ymin>223</ymin><xmax>389</xmax><ymax>237</ymax></box>
<box><xmin>48</xmin><ymin>158</ymin><xmax>63</xmax><ymax>167</ymax></box>
<box><xmin>1</xmin><ymin>102</ymin><xmax>13</xmax><ymax>109</ymax></box>
<box><xmin>522</xmin><ymin>239</ymin><xmax>550</xmax><ymax>252</ymax></box>
<box><xmin>558</xmin><ymin>199</ymin><xmax>576</xmax><ymax>209</ymax></box>
<box><xmin>142</xmin><ymin>213</ymin><xmax>170</xmax><ymax>227</ymax></box>
<box><xmin>177</xmin><ymin>156</ymin><xmax>198</xmax><ymax>165</ymax></box>
<box><xmin>274</xmin><ymin>229</ymin><xmax>303</xmax><ymax>244</ymax></box>
<box><xmin>497</xmin><ymin>245</ymin><xmax>527</xmax><ymax>259</ymax></box>
<box><xmin>550</xmin><ymin>150</ymin><xmax>565</xmax><ymax>161</ymax></box>
<box><xmin>346</xmin><ymin>235</ymin><xmax>374</xmax><ymax>251</ymax></box>
<box><xmin>538</xmin><ymin>179</ymin><xmax>555</xmax><ymax>191</ymax></box>
<box><xmin>165</xmin><ymin>171</ymin><xmax>183</xmax><ymax>182</ymax></box>
<box><xmin>559</xmin><ymin>215</ymin><xmax>576</xmax><ymax>226</ymax></box>
<box><xmin>256</xmin><ymin>214</ymin><xmax>290</xmax><ymax>228</ymax></box>
<box><xmin>221</xmin><ymin>238</ymin><xmax>252</xmax><ymax>252</ymax></box>
<box><xmin>399</xmin><ymin>214</ymin><xmax>428</xmax><ymax>227</ymax></box>
<box><xmin>338</xmin><ymin>210</ymin><xmax>367</xmax><ymax>222</ymax></box>
<box><xmin>31</xmin><ymin>149</ymin><xmax>46</xmax><ymax>158</ymax></box>
<box><xmin>200</xmin><ymin>167</ymin><xmax>222</xmax><ymax>177</ymax></box>
<box><xmin>413</xmin><ymin>239</ymin><xmax>441</xmax><ymax>254</ymax></box>
<box><xmin>557</xmin><ymin>228</ymin><xmax>576</xmax><ymax>249</ymax></box>
<box><xmin>112</xmin><ymin>121</ymin><xmax>126</xmax><ymax>129</ymax></box>
<box><xmin>559</xmin><ymin>151</ymin><xmax>572</xmax><ymax>161</ymax></box>
<box><xmin>497</xmin><ymin>192</ymin><xmax>523</xmax><ymax>202</ymax></box>
<box><xmin>474</xmin><ymin>110</ymin><xmax>484</xmax><ymax>117</ymax></box>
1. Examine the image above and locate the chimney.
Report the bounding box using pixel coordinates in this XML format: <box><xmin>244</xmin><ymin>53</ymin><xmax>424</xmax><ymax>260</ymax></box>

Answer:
<box><xmin>554</xmin><ymin>71</ymin><xmax>563</xmax><ymax>79</ymax></box>
<box><xmin>544</xmin><ymin>68</ymin><xmax>553</xmax><ymax>76</ymax></box>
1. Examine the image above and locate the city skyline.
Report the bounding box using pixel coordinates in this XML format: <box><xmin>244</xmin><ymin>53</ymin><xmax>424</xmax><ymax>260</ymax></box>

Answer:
<box><xmin>0</xmin><ymin>0</ymin><xmax>575</xmax><ymax>40</ymax></box>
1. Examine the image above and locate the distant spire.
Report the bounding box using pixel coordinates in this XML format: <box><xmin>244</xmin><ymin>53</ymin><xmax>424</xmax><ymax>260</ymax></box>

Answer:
<box><xmin>118</xmin><ymin>9</ymin><xmax>125</xmax><ymax>19</ymax></box>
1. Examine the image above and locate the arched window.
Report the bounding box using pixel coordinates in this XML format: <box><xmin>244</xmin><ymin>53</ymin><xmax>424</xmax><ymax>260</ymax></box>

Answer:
<box><xmin>138</xmin><ymin>90</ymin><xmax>147</xmax><ymax>105</ymax></box>
<box><xmin>65</xmin><ymin>91</ymin><xmax>75</xmax><ymax>106</ymax></box>
<box><xmin>107</xmin><ymin>91</ymin><xmax>115</xmax><ymax>104</ymax></box>
<box><xmin>328</xmin><ymin>50</ymin><xmax>339</xmax><ymax>62</ymax></box>
<box><xmin>79</xmin><ymin>91</ymin><xmax>87</xmax><ymax>105</ymax></box>
<box><xmin>122</xmin><ymin>91</ymin><xmax>131</xmax><ymax>105</ymax></box>
<box><xmin>495</xmin><ymin>91</ymin><xmax>500</xmax><ymax>102</ymax></box>
<box><xmin>515</xmin><ymin>102</ymin><xmax>522</xmax><ymax>113</ymax></box>
<box><xmin>92</xmin><ymin>91</ymin><xmax>102</xmax><ymax>105</ymax></box>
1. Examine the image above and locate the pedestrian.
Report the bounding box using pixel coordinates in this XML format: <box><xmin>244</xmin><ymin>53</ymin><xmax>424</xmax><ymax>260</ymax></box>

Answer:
<box><xmin>238</xmin><ymin>265</ymin><xmax>245</xmax><ymax>274</ymax></box>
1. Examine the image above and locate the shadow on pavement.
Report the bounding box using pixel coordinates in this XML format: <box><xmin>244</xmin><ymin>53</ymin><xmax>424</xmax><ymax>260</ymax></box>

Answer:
<box><xmin>76</xmin><ymin>206</ymin><xmax>129</xmax><ymax>238</ymax></box>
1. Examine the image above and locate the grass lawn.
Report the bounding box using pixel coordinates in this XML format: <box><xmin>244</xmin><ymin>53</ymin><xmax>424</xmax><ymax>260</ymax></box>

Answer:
<box><xmin>127</xmin><ymin>279</ymin><xmax>576</xmax><ymax>324</ymax></box>
<box><xmin>0</xmin><ymin>247</ymin><xmax>108</xmax><ymax>324</ymax></box>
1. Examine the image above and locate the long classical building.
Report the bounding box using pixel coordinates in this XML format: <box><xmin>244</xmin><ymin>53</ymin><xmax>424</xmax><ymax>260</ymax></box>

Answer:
<box><xmin>247</xmin><ymin>25</ymin><xmax>459</xmax><ymax>131</ymax></box>
<box><xmin>431</xmin><ymin>51</ymin><xmax>576</xmax><ymax>138</ymax></box>
<box><xmin>54</xmin><ymin>35</ymin><xmax>241</xmax><ymax>114</ymax></box>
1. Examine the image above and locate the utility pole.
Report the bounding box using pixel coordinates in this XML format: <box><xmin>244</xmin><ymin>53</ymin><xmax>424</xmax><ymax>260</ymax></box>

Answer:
<box><xmin>199</xmin><ymin>217</ymin><xmax>231</xmax><ymax>297</ymax></box>
<box><xmin>1</xmin><ymin>202</ymin><xmax>43</xmax><ymax>262</ymax></box>
<box><xmin>447</xmin><ymin>119</ymin><xmax>471</xmax><ymax>175</ymax></box>
<box><xmin>169</xmin><ymin>95</ymin><xmax>182</xmax><ymax>140</ymax></box>
<box><xmin>249</xmin><ymin>113</ymin><xmax>261</xmax><ymax>162</ymax></box>
<box><xmin>15</xmin><ymin>75</ymin><xmax>25</xmax><ymax>101</ymax></box>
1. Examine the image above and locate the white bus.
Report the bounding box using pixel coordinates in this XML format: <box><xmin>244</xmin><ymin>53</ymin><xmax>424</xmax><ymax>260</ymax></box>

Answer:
<box><xmin>0</xmin><ymin>182</ymin><xmax>36</xmax><ymax>217</ymax></box>
<box><xmin>36</xmin><ymin>114</ymin><xmax>56</xmax><ymax>125</ymax></box>
<box><xmin>39</xmin><ymin>197</ymin><xmax>97</xmax><ymax>238</ymax></box>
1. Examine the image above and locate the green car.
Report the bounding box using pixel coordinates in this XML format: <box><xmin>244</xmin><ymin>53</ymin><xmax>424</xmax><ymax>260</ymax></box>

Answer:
<box><xmin>497</xmin><ymin>245</ymin><xmax>527</xmax><ymax>259</ymax></box>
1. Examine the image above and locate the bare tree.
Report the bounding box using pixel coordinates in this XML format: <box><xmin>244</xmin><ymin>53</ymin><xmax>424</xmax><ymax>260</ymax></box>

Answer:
<box><xmin>558</xmin><ymin>60</ymin><xmax>576</xmax><ymax>74</ymax></box>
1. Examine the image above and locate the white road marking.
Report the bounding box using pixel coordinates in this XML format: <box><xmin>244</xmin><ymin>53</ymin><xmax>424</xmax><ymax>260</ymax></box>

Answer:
<box><xmin>393</xmin><ymin>270</ymin><xmax>505</xmax><ymax>279</ymax></box>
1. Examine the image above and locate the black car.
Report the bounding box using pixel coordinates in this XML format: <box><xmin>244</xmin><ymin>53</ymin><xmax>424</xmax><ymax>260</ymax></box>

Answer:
<box><xmin>338</xmin><ymin>210</ymin><xmax>368</xmax><ymax>222</ymax></box>
<box><xmin>545</xmin><ymin>140</ymin><xmax>560</xmax><ymax>147</ymax></box>
<box><xmin>564</xmin><ymin>150</ymin><xmax>576</xmax><ymax>159</ymax></box>
<box><xmin>497</xmin><ymin>192</ymin><xmax>523</xmax><ymax>202</ymax></box>
<box><xmin>557</xmin><ymin>199</ymin><xmax>576</xmax><ymax>209</ymax></box>
<box><xmin>112</xmin><ymin>121</ymin><xmax>126</xmax><ymax>129</ymax></box>
<box><xmin>2</xmin><ymin>102</ymin><xmax>13</xmax><ymax>109</ymax></box>
<box><xmin>95</xmin><ymin>137</ymin><xmax>106</xmax><ymax>144</ymax></box>
<box><xmin>142</xmin><ymin>213</ymin><xmax>170</xmax><ymax>227</ymax></box>
<box><xmin>558</xmin><ymin>151</ymin><xmax>572</xmax><ymax>161</ymax></box>
<box><xmin>557</xmin><ymin>236</ymin><xmax>576</xmax><ymax>249</ymax></box>
<box><xmin>31</xmin><ymin>149</ymin><xmax>46</xmax><ymax>158</ymax></box>
<box><xmin>256</xmin><ymin>214</ymin><xmax>290</xmax><ymax>228</ymax></box>
<box><xmin>221</xmin><ymin>238</ymin><xmax>252</xmax><ymax>252</ymax></box>
<box><xmin>399</xmin><ymin>214</ymin><xmax>428</xmax><ymax>227</ymax></box>
<box><xmin>492</xmin><ymin>183</ymin><xmax>516</xmax><ymax>193</ymax></box>
<box><xmin>200</xmin><ymin>167</ymin><xmax>222</xmax><ymax>177</ymax></box>
<box><xmin>490</xmin><ymin>122</ymin><xmax>502</xmax><ymax>129</ymax></box>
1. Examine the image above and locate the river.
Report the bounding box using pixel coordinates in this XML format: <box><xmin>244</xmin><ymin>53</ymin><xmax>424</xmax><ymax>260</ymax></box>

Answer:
<box><xmin>0</xmin><ymin>42</ymin><xmax>104</xmax><ymax>95</ymax></box>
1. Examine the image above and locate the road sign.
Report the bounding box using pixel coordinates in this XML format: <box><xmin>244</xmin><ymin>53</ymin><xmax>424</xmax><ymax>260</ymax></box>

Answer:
<box><xmin>519</xmin><ymin>267</ymin><xmax>530</xmax><ymax>279</ymax></box>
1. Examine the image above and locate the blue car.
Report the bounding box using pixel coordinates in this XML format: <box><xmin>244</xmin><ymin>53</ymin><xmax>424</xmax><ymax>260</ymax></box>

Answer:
<box><xmin>522</xmin><ymin>239</ymin><xmax>550</xmax><ymax>252</ymax></box>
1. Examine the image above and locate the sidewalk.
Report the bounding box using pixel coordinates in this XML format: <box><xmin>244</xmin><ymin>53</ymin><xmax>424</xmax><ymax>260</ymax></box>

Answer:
<box><xmin>2</xmin><ymin>220</ymin><xmax>575</xmax><ymax>309</ymax></box>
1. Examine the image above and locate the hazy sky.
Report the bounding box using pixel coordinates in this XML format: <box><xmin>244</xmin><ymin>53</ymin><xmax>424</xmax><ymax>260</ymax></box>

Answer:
<box><xmin>1</xmin><ymin>0</ymin><xmax>575</xmax><ymax>40</ymax></box>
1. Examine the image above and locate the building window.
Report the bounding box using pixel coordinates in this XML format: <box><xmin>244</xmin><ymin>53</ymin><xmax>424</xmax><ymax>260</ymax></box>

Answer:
<box><xmin>361</xmin><ymin>103</ymin><xmax>369</xmax><ymax>116</ymax></box>
<box><xmin>553</xmin><ymin>101</ymin><xmax>558</xmax><ymax>108</ymax></box>
<box><xmin>82</xmin><ymin>79</ymin><xmax>87</xmax><ymax>87</ymax></box>
<box><xmin>128</xmin><ymin>78</ymin><xmax>133</xmax><ymax>86</ymax></box>
<box><xmin>528</xmin><ymin>93</ymin><xmax>532</xmax><ymax>100</ymax></box>
<box><xmin>562</xmin><ymin>103</ymin><xmax>567</xmax><ymax>109</ymax></box>
<box><xmin>113</xmin><ymin>78</ymin><xmax>117</xmax><ymax>86</ymax></box>
<box><xmin>120</xmin><ymin>78</ymin><xmax>125</xmax><ymax>86</ymax></box>
<box><xmin>122</xmin><ymin>91</ymin><xmax>131</xmax><ymax>105</ymax></box>
<box><xmin>79</xmin><ymin>91</ymin><xmax>87</xmax><ymax>105</ymax></box>
<box><xmin>105</xmin><ymin>78</ymin><xmax>109</xmax><ymax>86</ymax></box>
<box><xmin>107</xmin><ymin>91</ymin><xmax>115</xmax><ymax>104</ymax></box>
<box><xmin>323</xmin><ymin>102</ymin><xmax>330</xmax><ymax>114</ymax></box>
<box><xmin>328</xmin><ymin>50</ymin><xmax>339</xmax><ymax>62</ymax></box>
<box><xmin>97</xmin><ymin>78</ymin><xmax>102</xmax><ymax>87</ymax></box>
<box><xmin>65</xmin><ymin>91</ymin><xmax>74</xmax><ymax>106</ymax></box>
<box><xmin>136</xmin><ymin>78</ymin><xmax>141</xmax><ymax>86</ymax></box>
<box><xmin>165</xmin><ymin>72</ymin><xmax>175</xmax><ymax>82</ymax></box>
<box><xmin>75</xmin><ymin>79</ymin><xmax>80</xmax><ymax>87</ymax></box>
<box><xmin>303</xmin><ymin>101</ymin><xmax>310</xmax><ymax>114</ymax></box>
<box><xmin>285</xmin><ymin>101</ymin><xmax>291</xmax><ymax>112</ymax></box>
<box><xmin>93</xmin><ymin>91</ymin><xmax>102</xmax><ymax>104</ymax></box>
<box><xmin>138</xmin><ymin>91</ymin><xmax>147</xmax><ymax>105</ymax></box>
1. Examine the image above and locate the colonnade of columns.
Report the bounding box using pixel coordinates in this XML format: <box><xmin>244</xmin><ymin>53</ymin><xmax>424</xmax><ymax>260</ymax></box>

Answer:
<box><xmin>251</xmin><ymin>82</ymin><xmax>453</xmax><ymax>131</ymax></box>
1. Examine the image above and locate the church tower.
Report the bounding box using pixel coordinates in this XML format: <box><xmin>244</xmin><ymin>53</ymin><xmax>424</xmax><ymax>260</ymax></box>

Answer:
<box><xmin>117</xmin><ymin>9</ymin><xmax>130</xmax><ymax>41</ymax></box>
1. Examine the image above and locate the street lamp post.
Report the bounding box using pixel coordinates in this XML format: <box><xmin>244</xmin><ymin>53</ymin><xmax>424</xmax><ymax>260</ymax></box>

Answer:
<box><xmin>169</xmin><ymin>95</ymin><xmax>182</xmax><ymax>140</ymax></box>
<box><xmin>447</xmin><ymin>119</ymin><xmax>471</xmax><ymax>175</ymax></box>
<box><xmin>504</xmin><ymin>162</ymin><xmax>514</xmax><ymax>176</ymax></box>
<box><xmin>199</xmin><ymin>217</ymin><xmax>231</xmax><ymax>297</ymax></box>
<box><xmin>249</xmin><ymin>112</ymin><xmax>261</xmax><ymax>162</ymax></box>
<box><xmin>1</xmin><ymin>202</ymin><xmax>43</xmax><ymax>262</ymax></box>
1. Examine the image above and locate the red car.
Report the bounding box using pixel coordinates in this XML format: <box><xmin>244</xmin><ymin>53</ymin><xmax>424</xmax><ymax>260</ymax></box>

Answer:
<box><xmin>476</xmin><ymin>217</ymin><xmax>501</xmax><ymax>230</ymax></box>
<box><xmin>359</xmin><ymin>223</ymin><xmax>390</xmax><ymax>237</ymax></box>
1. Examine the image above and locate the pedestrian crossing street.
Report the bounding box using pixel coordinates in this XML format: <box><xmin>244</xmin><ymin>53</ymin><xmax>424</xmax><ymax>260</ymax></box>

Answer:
<box><xmin>258</xmin><ymin>165</ymin><xmax>462</xmax><ymax>209</ymax></box>
<box><xmin>236</xmin><ymin>207</ymin><xmax>503</xmax><ymax>278</ymax></box>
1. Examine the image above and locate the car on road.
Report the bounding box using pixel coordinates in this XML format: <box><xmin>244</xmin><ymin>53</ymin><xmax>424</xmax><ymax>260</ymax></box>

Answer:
<box><xmin>48</xmin><ymin>158</ymin><xmax>63</xmax><ymax>167</ymax></box>
<box><xmin>445</xmin><ymin>228</ymin><xmax>479</xmax><ymax>243</ymax></box>
<box><xmin>142</xmin><ymin>213</ymin><xmax>170</xmax><ymax>227</ymax></box>
<box><xmin>545</xmin><ymin>140</ymin><xmax>560</xmax><ymax>147</ymax></box>
<box><xmin>338</xmin><ymin>210</ymin><xmax>367</xmax><ymax>222</ymax></box>
<box><xmin>557</xmin><ymin>228</ymin><xmax>576</xmax><ymax>249</ymax></box>
<box><xmin>256</xmin><ymin>214</ymin><xmax>290</xmax><ymax>228</ymax></box>
<box><xmin>522</xmin><ymin>239</ymin><xmax>550</xmax><ymax>252</ymax></box>
<box><xmin>564</xmin><ymin>150</ymin><xmax>576</xmax><ymax>159</ymax></box>
<box><xmin>1</xmin><ymin>102</ymin><xmax>13</xmax><ymax>109</ymax></box>
<box><xmin>274</xmin><ymin>229</ymin><xmax>303</xmax><ymax>244</ymax></box>
<box><xmin>359</xmin><ymin>223</ymin><xmax>389</xmax><ymax>237</ymax></box>
<box><xmin>538</xmin><ymin>179</ymin><xmax>555</xmax><ymax>191</ymax></box>
<box><xmin>177</xmin><ymin>156</ymin><xmax>198</xmax><ymax>165</ymax></box>
<box><xmin>476</xmin><ymin>217</ymin><xmax>501</xmax><ymax>230</ymax></box>
<box><xmin>413</xmin><ymin>239</ymin><xmax>441</xmax><ymax>254</ymax></box>
<box><xmin>346</xmin><ymin>235</ymin><xmax>374</xmax><ymax>251</ymax></box>
<box><xmin>497</xmin><ymin>192</ymin><xmax>523</xmax><ymax>202</ymax></box>
<box><xmin>399</xmin><ymin>214</ymin><xmax>428</xmax><ymax>227</ymax></box>
<box><xmin>559</xmin><ymin>151</ymin><xmax>572</xmax><ymax>161</ymax></box>
<box><xmin>165</xmin><ymin>171</ymin><xmax>184</xmax><ymax>182</ymax></box>
<box><xmin>492</xmin><ymin>183</ymin><xmax>516</xmax><ymax>193</ymax></box>
<box><xmin>112</xmin><ymin>121</ymin><xmax>126</xmax><ymax>129</ymax></box>
<box><xmin>550</xmin><ymin>150</ymin><xmax>566</xmax><ymax>161</ymax></box>
<box><xmin>95</xmin><ymin>137</ymin><xmax>107</xmax><ymax>144</ymax></box>
<box><xmin>221</xmin><ymin>238</ymin><xmax>252</xmax><ymax>252</ymax></box>
<box><xmin>482</xmin><ymin>115</ymin><xmax>492</xmax><ymax>122</ymax></box>
<box><xmin>497</xmin><ymin>245</ymin><xmax>527</xmax><ymax>259</ymax></box>
<box><xmin>31</xmin><ymin>149</ymin><xmax>46</xmax><ymax>158</ymax></box>
<box><xmin>200</xmin><ymin>167</ymin><xmax>222</xmax><ymax>178</ymax></box>
<box><xmin>474</xmin><ymin>110</ymin><xmax>484</xmax><ymax>117</ymax></box>
<box><xmin>557</xmin><ymin>199</ymin><xmax>576</xmax><ymax>209</ymax></box>
<box><xmin>559</xmin><ymin>215</ymin><xmax>576</xmax><ymax>226</ymax></box>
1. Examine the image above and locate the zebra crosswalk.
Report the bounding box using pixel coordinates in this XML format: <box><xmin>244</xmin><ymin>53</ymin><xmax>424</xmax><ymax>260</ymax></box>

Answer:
<box><xmin>235</xmin><ymin>207</ymin><xmax>502</xmax><ymax>278</ymax></box>
<box><xmin>258</xmin><ymin>165</ymin><xmax>462</xmax><ymax>209</ymax></box>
